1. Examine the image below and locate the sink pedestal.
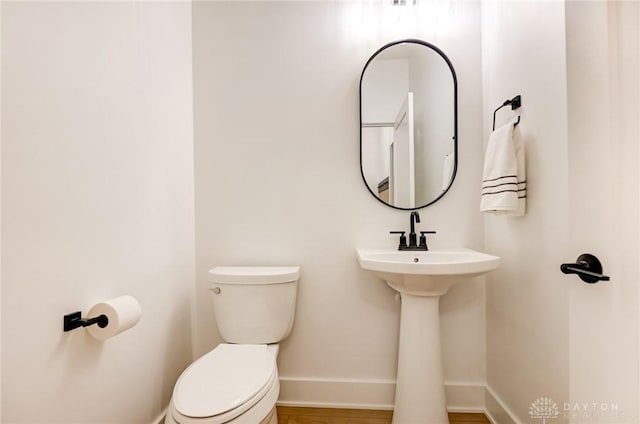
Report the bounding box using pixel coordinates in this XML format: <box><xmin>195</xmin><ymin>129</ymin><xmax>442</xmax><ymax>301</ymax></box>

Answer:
<box><xmin>393</xmin><ymin>293</ymin><xmax>448</xmax><ymax>424</ymax></box>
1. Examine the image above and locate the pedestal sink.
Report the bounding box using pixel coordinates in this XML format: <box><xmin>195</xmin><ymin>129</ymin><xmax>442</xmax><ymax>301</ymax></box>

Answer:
<box><xmin>356</xmin><ymin>248</ymin><xmax>501</xmax><ymax>424</ymax></box>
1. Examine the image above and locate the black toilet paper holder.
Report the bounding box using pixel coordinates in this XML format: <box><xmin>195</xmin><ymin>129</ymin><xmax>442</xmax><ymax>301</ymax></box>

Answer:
<box><xmin>63</xmin><ymin>311</ymin><xmax>109</xmax><ymax>332</ymax></box>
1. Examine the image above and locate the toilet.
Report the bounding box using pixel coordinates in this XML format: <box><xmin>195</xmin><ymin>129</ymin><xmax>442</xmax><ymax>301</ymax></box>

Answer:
<box><xmin>165</xmin><ymin>266</ymin><xmax>300</xmax><ymax>424</ymax></box>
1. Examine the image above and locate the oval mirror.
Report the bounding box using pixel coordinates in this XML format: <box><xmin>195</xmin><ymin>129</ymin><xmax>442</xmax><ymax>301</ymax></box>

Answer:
<box><xmin>360</xmin><ymin>39</ymin><xmax>458</xmax><ymax>210</ymax></box>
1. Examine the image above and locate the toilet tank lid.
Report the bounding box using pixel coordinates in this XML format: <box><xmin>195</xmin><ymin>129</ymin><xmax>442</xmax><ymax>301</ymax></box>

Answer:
<box><xmin>208</xmin><ymin>266</ymin><xmax>300</xmax><ymax>284</ymax></box>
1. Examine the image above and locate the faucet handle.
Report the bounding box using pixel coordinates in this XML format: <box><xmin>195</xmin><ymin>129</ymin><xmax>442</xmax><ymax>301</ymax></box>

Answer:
<box><xmin>419</xmin><ymin>231</ymin><xmax>436</xmax><ymax>250</ymax></box>
<box><xmin>390</xmin><ymin>231</ymin><xmax>407</xmax><ymax>250</ymax></box>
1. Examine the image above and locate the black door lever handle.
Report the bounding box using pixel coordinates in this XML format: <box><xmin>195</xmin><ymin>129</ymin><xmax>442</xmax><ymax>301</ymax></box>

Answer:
<box><xmin>561</xmin><ymin>253</ymin><xmax>610</xmax><ymax>284</ymax></box>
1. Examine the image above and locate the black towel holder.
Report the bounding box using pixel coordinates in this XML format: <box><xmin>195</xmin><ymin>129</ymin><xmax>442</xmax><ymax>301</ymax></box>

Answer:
<box><xmin>493</xmin><ymin>95</ymin><xmax>522</xmax><ymax>131</ymax></box>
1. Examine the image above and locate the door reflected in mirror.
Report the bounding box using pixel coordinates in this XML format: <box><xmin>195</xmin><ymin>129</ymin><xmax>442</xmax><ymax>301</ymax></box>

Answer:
<box><xmin>360</xmin><ymin>39</ymin><xmax>457</xmax><ymax>210</ymax></box>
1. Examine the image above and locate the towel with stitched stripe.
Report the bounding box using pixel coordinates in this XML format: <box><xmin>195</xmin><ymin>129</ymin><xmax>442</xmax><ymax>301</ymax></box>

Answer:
<box><xmin>480</xmin><ymin>121</ymin><xmax>526</xmax><ymax>216</ymax></box>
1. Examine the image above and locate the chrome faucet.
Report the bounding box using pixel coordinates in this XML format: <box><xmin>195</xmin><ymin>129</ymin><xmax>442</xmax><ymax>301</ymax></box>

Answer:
<box><xmin>390</xmin><ymin>211</ymin><xmax>436</xmax><ymax>251</ymax></box>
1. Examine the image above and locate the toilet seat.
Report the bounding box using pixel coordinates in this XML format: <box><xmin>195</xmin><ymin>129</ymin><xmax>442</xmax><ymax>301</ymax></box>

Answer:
<box><xmin>172</xmin><ymin>344</ymin><xmax>276</xmax><ymax>423</ymax></box>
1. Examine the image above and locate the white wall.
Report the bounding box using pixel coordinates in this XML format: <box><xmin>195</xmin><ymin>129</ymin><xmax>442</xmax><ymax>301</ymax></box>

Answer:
<box><xmin>362</xmin><ymin>126</ymin><xmax>393</xmax><ymax>194</ymax></box>
<box><xmin>1</xmin><ymin>2</ymin><xmax>194</xmax><ymax>423</ymax></box>
<box><xmin>193</xmin><ymin>1</ymin><xmax>486</xmax><ymax>409</ymax></box>
<box><xmin>361</xmin><ymin>58</ymin><xmax>409</xmax><ymax>123</ymax></box>
<box><xmin>483</xmin><ymin>1</ymin><xmax>640</xmax><ymax>423</ymax></box>
<box><xmin>409</xmin><ymin>50</ymin><xmax>454</xmax><ymax>204</ymax></box>
<box><xmin>482</xmin><ymin>1</ymin><xmax>571</xmax><ymax>422</ymax></box>
<box><xmin>361</xmin><ymin>59</ymin><xmax>408</xmax><ymax>195</ymax></box>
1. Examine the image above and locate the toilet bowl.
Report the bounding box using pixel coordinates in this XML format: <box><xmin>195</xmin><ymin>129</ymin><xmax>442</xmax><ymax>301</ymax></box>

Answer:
<box><xmin>166</xmin><ymin>344</ymin><xmax>280</xmax><ymax>424</ymax></box>
<box><xmin>165</xmin><ymin>266</ymin><xmax>300</xmax><ymax>424</ymax></box>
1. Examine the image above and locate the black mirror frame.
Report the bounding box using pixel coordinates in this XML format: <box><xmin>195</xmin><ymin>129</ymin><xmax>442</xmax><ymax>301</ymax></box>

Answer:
<box><xmin>359</xmin><ymin>39</ymin><xmax>458</xmax><ymax>210</ymax></box>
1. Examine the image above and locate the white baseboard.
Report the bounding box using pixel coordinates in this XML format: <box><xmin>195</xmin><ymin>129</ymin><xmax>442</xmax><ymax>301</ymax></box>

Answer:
<box><xmin>484</xmin><ymin>385</ymin><xmax>520</xmax><ymax>424</ymax></box>
<box><xmin>277</xmin><ymin>377</ymin><xmax>485</xmax><ymax>412</ymax></box>
<box><xmin>277</xmin><ymin>377</ymin><xmax>395</xmax><ymax>410</ymax></box>
<box><xmin>445</xmin><ymin>381</ymin><xmax>485</xmax><ymax>412</ymax></box>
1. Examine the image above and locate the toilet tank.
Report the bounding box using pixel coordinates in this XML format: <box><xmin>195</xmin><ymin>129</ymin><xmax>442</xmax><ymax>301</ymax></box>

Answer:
<box><xmin>208</xmin><ymin>266</ymin><xmax>300</xmax><ymax>344</ymax></box>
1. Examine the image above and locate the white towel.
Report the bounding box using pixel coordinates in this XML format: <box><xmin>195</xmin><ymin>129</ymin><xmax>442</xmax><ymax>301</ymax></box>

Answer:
<box><xmin>480</xmin><ymin>121</ymin><xmax>526</xmax><ymax>216</ymax></box>
<box><xmin>442</xmin><ymin>153</ymin><xmax>455</xmax><ymax>191</ymax></box>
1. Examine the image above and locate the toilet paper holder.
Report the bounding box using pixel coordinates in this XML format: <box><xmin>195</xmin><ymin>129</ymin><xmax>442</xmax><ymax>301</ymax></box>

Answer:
<box><xmin>63</xmin><ymin>311</ymin><xmax>109</xmax><ymax>332</ymax></box>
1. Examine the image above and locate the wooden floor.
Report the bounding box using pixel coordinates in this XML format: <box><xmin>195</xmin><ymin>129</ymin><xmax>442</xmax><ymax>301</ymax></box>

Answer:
<box><xmin>276</xmin><ymin>406</ymin><xmax>490</xmax><ymax>424</ymax></box>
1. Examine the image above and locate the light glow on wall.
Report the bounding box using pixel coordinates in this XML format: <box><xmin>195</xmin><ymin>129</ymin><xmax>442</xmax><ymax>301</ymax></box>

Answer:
<box><xmin>344</xmin><ymin>0</ymin><xmax>457</xmax><ymax>41</ymax></box>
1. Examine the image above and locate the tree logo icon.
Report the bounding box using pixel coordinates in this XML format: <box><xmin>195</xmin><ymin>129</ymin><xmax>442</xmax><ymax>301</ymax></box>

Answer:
<box><xmin>529</xmin><ymin>397</ymin><xmax>560</xmax><ymax>423</ymax></box>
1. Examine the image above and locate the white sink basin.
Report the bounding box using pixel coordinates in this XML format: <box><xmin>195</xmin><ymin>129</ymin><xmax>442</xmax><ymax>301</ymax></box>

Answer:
<box><xmin>356</xmin><ymin>247</ymin><xmax>501</xmax><ymax>277</ymax></box>
<box><xmin>357</xmin><ymin>248</ymin><xmax>501</xmax><ymax>296</ymax></box>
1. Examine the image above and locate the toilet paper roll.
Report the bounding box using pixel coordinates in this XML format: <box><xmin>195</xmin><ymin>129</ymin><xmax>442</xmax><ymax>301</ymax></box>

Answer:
<box><xmin>86</xmin><ymin>295</ymin><xmax>142</xmax><ymax>340</ymax></box>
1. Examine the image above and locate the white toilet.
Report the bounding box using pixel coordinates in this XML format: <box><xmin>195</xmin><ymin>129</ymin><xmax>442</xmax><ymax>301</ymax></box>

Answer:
<box><xmin>165</xmin><ymin>266</ymin><xmax>300</xmax><ymax>424</ymax></box>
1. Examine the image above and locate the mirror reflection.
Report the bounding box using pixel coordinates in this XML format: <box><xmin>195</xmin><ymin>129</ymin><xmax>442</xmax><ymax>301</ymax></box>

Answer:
<box><xmin>360</xmin><ymin>39</ymin><xmax>457</xmax><ymax>209</ymax></box>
